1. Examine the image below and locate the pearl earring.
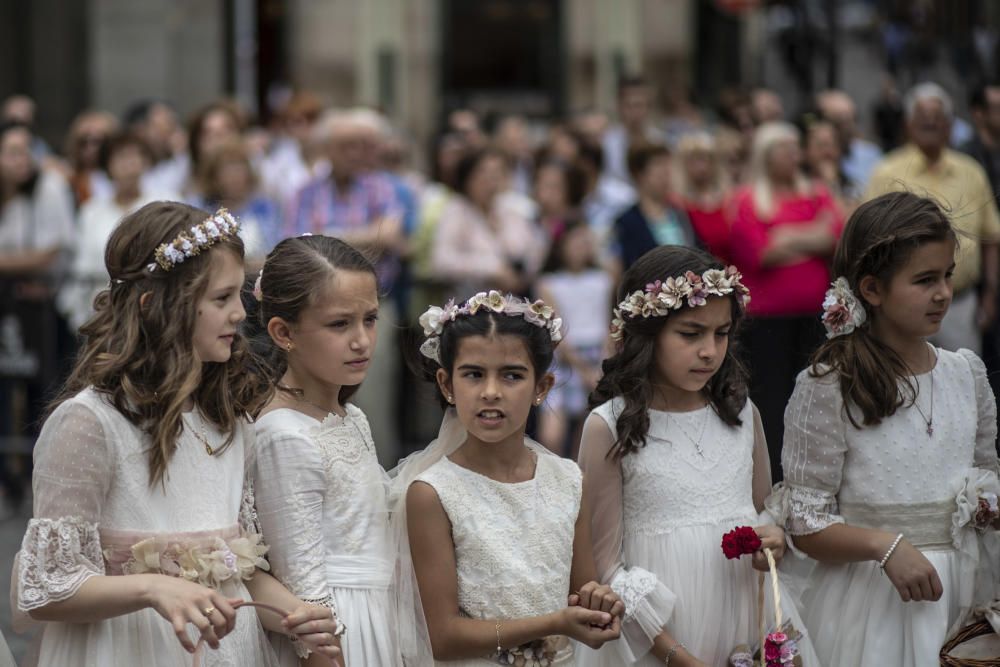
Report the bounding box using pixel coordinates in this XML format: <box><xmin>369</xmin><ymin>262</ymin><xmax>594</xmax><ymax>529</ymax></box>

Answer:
<box><xmin>446</xmin><ymin>395</ymin><xmax>453</xmax><ymax>403</ymax></box>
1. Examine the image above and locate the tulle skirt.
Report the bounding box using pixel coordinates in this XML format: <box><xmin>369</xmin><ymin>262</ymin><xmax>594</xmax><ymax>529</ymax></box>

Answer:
<box><xmin>802</xmin><ymin>549</ymin><xmax>963</xmax><ymax>667</ymax></box>
<box><xmin>577</xmin><ymin>521</ymin><xmax>820</xmax><ymax>666</ymax></box>
<box><xmin>33</xmin><ymin>581</ymin><xmax>284</xmax><ymax>667</ymax></box>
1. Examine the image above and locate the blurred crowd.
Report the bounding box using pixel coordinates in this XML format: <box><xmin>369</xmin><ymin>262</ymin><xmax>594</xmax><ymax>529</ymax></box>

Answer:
<box><xmin>3</xmin><ymin>68</ymin><xmax>1000</xmax><ymax>506</ymax></box>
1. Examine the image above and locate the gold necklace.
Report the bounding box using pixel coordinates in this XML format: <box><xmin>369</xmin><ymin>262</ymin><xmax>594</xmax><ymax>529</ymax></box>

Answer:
<box><xmin>277</xmin><ymin>384</ymin><xmax>341</xmax><ymax>417</ymax></box>
<box><xmin>189</xmin><ymin>416</ymin><xmax>219</xmax><ymax>456</ymax></box>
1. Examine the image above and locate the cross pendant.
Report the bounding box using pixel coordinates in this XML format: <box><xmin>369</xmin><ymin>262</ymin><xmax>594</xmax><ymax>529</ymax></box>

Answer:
<box><xmin>926</xmin><ymin>422</ymin><xmax>934</xmax><ymax>437</ymax></box>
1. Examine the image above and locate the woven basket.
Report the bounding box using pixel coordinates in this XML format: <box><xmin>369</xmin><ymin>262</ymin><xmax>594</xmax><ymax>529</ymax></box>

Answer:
<box><xmin>940</xmin><ymin>619</ymin><xmax>1000</xmax><ymax>667</ymax></box>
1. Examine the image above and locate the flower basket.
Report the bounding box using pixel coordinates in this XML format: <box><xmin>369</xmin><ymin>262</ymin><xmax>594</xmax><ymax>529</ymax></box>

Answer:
<box><xmin>940</xmin><ymin>618</ymin><xmax>1000</xmax><ymax>666</ymax></box>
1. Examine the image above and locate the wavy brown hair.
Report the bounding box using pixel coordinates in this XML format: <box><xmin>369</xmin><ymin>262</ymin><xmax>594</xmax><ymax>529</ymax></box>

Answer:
<box><xmin>589</xmin><ymin>246</ymin><xmax>749</xmax><ymax>459</ymax></box>
<box><xmin>253</xmin><ymin>235</ymin><xmax>378</xmax><ymax>406</ymax></box>
<box><xmin>49</xmin><ymin>201</ymin><xmax>263</xmax><ymax>487</ymax></box>
<box><xmin>810</xmin><ymin>191</ymin><xmax>956</xmax><ymax>427</ymax></box>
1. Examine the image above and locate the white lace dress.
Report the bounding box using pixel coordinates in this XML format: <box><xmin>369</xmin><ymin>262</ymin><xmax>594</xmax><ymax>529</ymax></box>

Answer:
<box><xmin>414</xmin><ymin>441</ymin><xmax>582</xmax><ymax>666</ymax></box>
<box><xmin>578</xmin><ymin>398</ymin><xmax>819</xmax><ymax>666</ymax></box>
<box><xmin>767</xmin><ymin>347</ymin><xmax>1000</xmax><ymax>667</ymax></box>
<box><xmin>14</xmin><ymin>388</ymin><xmax>282</xmax><ymax>667</ymax></box>
<box><xmin>254</xmin><ymin>406</ymin><xmax>403</xmax><ymax>666</ymax></box>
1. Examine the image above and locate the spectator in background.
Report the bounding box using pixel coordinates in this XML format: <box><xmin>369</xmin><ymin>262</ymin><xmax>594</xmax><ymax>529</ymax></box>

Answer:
<box><xmin>286</xmin><ymin>109</ymin><xmax>406</xmax><ymax>461</ymax></box>
<box><xmin>124</xmin><ymin>99</ymin><xmax>187</xmax><ymax>195</ymax></box>
<box><xmin>816</xmin><ymin>88</ymin><xmax>883</xmax><ymax>193</ymax></box>
<box><xmin>612</xmin><ymin>143</ymin><xmax>695</xmax><ymax>273</ymax></box>
<box><xmin>661</xmin><ymin>81</ymin><xmax>706</xmax><ymax>148</ymax></box>
<box><xmin>730</xmin><ymin>121</ymin><xmax>842</xmax><ymax>477</ymax></box>
<box><xmin>801</xmin><ymin>117</ymin><xmax>856</xmax><ymax>210</ymax></box>
<box><xmin>960</xmin><ymin>81</ymin><xmax>1000</xmax><ymax>197</ymax></box>
<box><xmin>674</xmin><ymin>131</ymin><xmax>733</xmax><ymax>263</ymax></box>
<box><xmin>189</xmin><ymin>140</ymin><xmax>279</xmax><ymax>270</ymax></box>
<box><xmin>431</xmin><ymin>148</ymin><xmax>544</xmax><ymax>297</ymax></box>
<box><xmin>570</xmin><ymin>107</ymin><xmax>609</xmax><ymax>148</ymax></box>
<box><xmin>576</xmin><ymin>141</ymin><xmax>633</xmax><ymax>257</ymax></box>
<box><xmin>183</xmin><ymin>101</ymin><xmax>244</xmax><ymax>197</ymax></box>
<box><xmin>866</xmin><ymin>82</ymin><xmax>1000</xmax><ymax>355</ymax></box>
<box><xmin>446</xmin><ymin>107</ymin><xmax>488</xmax><ymax>150</ymax></box>
<box><xmin>751</xmin><ymin>87</ymin><xmax>785</xmax><ymax>124</ymax></box>
<box><xmin>533</xmin><ymin>158</ymin><xmax>586</xmax><ymax>241</ymax></box>
<box><xmin>544</xmin><ymin>123</ymin><xmax>582</xmax><ymax>163</ymax></box>
<box><xmin>59</xmin><ymin>110</ymin><xmax>118</xmax><ymax>207</ymax></box>
<box><xmin>494</xmin><ymin>114</ymin><xmax>535</xmax><ymax>195</ymax></box>
<box><xmin>57</xmin><ymin>132</ymin><xmax>168</xmax><ymax>330</ymax></box>
<box><xmin>259</xmin><ymin>90</ymin><xmax>325</xmax><ymax>204</ymax></box>
<box><xmin>1</xmin><ymin>94</ymin><xmax>51</xmax><ymax>162</ymax></box>
<box><xmin>602</xmin><ymin>75</ymin><xmax>666</xmax><ymax>190</ymax></box>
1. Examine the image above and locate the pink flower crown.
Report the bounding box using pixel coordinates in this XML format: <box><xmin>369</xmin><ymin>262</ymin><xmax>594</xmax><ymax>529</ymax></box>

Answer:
<box><xmin>147</xmin><ymin>208</ymin><xmax>241</xmax><ymax>273</ymax></box>
<box><xmin>418</xmin><ymin>290</ymin><xmax>563</xmax><ymax>364</ymax></box>
<box><xmin>610</xmin><ymin>266</ymin><xmax>750</xmax><ymax>341</ymax></box>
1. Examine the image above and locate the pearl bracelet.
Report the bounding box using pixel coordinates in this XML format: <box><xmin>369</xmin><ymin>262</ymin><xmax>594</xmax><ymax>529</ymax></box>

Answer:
<box><xmin>665</xmin><ymin>642</ymin><xmax>687</xmax><ymax>665</ymax></box>
<box><xmin>878</xmin><ymin>533</ymin><xmax>904</xmax><ymax>572</ymax></box>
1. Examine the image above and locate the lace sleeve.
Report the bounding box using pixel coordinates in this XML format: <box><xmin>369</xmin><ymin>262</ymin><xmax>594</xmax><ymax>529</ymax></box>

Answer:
<box><xmin>768</xmin><ymin>370</ymin><xmax>847</xmax><ymax>536</ymax></box>
<box><xmin>18</xmin><ymin>397</ymin><xmax>111</xmax><ymax>613</ymax></box>
<box><xmin>253</xmin><ymin>427</ymin><xmax>335</xmax><ymax>610</ymax></box>
<box><xmin>239</xmin><ymin>421</ymin><xmax>262</xmax><ymax>535</ymax></box>
<box><xmin>958</xmin><ymin>349</ymin><xmax>1000</xmax><ymax>473</ymax></box>
<box><xmin>579</xmin><ymin>412</ymin><xmax>677</xmax><ymax>664</ymax></box>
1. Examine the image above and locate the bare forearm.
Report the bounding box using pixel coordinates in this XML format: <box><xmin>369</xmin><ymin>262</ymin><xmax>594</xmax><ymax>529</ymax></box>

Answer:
<box><xmin>791</xmin><ymin>524</ymin><xmax>895</xmax><ymax>563</ymax></box>
<box><xmin>28</xmin><ymin>573</ymin><xmax>157</xmax><ymax>623</ymax></box>
<box><xmin>430</xmin><ymin>612</ymin><xmax>561</xmax><ymax>661</ymax></box>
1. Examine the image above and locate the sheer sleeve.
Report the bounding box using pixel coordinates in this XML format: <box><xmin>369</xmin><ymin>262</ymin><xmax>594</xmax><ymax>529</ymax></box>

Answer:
<box><xmin>239</xmin><ymin>421</ymin><xmax>262</xmax><ymax>536</ymax></box>
<box><xmin>17</xmin><ymin>397</ymin><xmax>111</xmax><ymax>613</ymax></box>
<box><xmin>766</xmin><ymin>370</ymin><xmax>847</xmax><ymax>537</ymax></box>
<box><xmin>253</xmin><ymin>428</ymin><xmax>334</xmax><ymax>609</ymax></box>
<box><xmin>578</xmin><ymin>411</ymin><xmax>677</xmax><ymax>664</ymax></box>
<box><xmin>958</xmin><ymin>349</ymin><xmax>1000</xmax><ymax>473</ymax></box>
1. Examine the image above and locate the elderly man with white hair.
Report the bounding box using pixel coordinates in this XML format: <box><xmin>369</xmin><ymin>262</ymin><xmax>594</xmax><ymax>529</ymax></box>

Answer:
<box><xmin>865</xmin><ymin>82</ymin><xmax>1000</xmax><ymax>354</ymax></box>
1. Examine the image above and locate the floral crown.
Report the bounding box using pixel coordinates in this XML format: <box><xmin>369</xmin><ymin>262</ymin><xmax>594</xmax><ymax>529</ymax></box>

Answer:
<box><xmin>147</xmin><ymin>208</ymin><xmax>241</xmax><ymax>273</ymax></box>
<box><xmin>418</xmin><ymin>291</ymin><xmax>563</xmax><ymax>364</ymax></box>
<box><xmin>610</xmin><ymin>266</ymin><xmax>750</xmax><ymax>341</ymax></box>
<box><xmin>821</xmin><ymin>277</ymin><xmax>866</xmax><ymax>338</ymax></box>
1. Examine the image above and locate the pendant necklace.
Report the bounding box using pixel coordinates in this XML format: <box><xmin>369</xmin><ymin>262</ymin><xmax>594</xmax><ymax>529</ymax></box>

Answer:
<box><xmin>912</xmin><ymin>347</ymin><xmax>937</xmax><ymax>437</ymax></box>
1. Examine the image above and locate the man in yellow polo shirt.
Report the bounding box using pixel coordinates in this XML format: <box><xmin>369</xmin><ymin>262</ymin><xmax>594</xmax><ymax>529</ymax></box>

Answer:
<box><xmin>865</xmin><ymin>82</ymin><xmax>1000</xmax><ymax>354</ymax></box>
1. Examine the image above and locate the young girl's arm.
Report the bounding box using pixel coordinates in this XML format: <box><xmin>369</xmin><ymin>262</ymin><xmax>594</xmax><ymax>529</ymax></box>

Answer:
<box><xmin>407</xmin><ymin>481</ymin><xmax>617</xmax><ymax>660</ymax></box>
<box><xmin>242</xmin><ymin>570</ymin><xmax>343</xmax><ymax>661</ymax></box>
<box><xmin>578</xmin><ymin>414</ymin><xmax>706</xmax><ymax>667</ymax></box>
<box><xmin>775</xmin><ymin>371</ymin><xmax>943</xmax><ymax>602</ymax></box>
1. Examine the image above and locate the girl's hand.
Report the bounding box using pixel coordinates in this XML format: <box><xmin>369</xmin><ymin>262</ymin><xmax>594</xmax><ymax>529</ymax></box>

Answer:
<box><xmin>556</xmin><ymin>606</ymin><xmax>620</xmax><ymax>649</ymax></box>
<box><xmin>281</xmin><ymin>604</ymin><xmax>344</xmax><ymax>661</ymax></box>
<box><xmin>881</xmin><ymin>538</ymin><xmax>943</xmax><ymax>602</ymax></box>
<box><xmin>143</xmin><ymin>575</ymin><xmax>238</xmax><ymax>653</ymax></box>
<box><xmin>751</xmin><ymin>525</ymin><xmax>786</xmax><ymax>571</ymax></box>
<box><xmin>570</xmin><ymin>581</ymin><xmax>625</xmax><ymax>620</ymax></box>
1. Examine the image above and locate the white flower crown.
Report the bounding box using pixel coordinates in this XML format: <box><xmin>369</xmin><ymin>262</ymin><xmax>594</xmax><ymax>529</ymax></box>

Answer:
<box><xmin>147</xmin><ymin>208</ymin><xmax>241</xmax><ymax>273</ymax></box>
<box><xmin>418</xmin><ymin>291</ymin><xmax>563</xmax><ymax>364</ymax></box>
<box><xmin>821</xmin><ymin>276</ymin><xmax>867</xmax><ymax>338</ymax></box>
<box><xmin>610</xmin><ymin>266</ymin><xmax>750</xmax><ymax>341</ymax></box>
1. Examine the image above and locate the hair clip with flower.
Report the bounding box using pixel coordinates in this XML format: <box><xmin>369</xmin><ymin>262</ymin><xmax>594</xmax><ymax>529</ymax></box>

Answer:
<box><xmin>418</xmin><ymin>290</ymin><xmax>563</xmax><ymax>364</ymax></box>
<box><xmin>821</xmin><ymin>277</ymin><xmax>866</xmax><ymax>338</ymax></box>
<box><xmin>609</xmin><ymin>266</ymin><xmax>750</xmax><ymax>341</ymax></box>
<box><xmin>147</xmin><ymin>208</ymin><xmax>241</xmax><ymax>273</ymax></box>
<box><xmin>252</xmin><ymin>268</ymin><xmax>264</xmax><ymax>302</ymax></box>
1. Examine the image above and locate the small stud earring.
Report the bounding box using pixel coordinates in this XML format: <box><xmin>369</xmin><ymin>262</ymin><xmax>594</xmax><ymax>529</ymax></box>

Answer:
<box><xmin>286</xmin><ymin>343</ymin><xmax>293</xmax><ymax>351</ymax></box>
<box><xmin>534</xmin><ymin>397</ymin><xmax>542</xmax><ymax>405</ymax></box>
<box><xmin>446</xmin><ymin>395</ymin><xmax>453</xmax><ymax>403</ymax></box>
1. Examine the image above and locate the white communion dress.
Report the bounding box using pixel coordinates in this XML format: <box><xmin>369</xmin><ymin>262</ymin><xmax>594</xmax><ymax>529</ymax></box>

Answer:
<box><xmin>768</xmin><ymin>347</ymin><xmax>1000</xmax><ymax>666</ymax></box>
<box><xmin>14</xmin><ymin>388</ymin><xmax>282</xmax><ymax>667</ymax></box>
<box><xmin>577</xmin><ymin>397</ymin><xmax>819</xmax><ymax>666</ymax></box>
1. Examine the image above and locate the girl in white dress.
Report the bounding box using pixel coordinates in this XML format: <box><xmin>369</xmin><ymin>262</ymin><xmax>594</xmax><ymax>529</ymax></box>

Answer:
<box><xmin>578</xmin><ymin>246</ymin><xmax>819</xmax><ymax>666</ymax></box>
<box><xmin>252</xmin><ymin>234</ymin><xmax>430</xmax><ymax>666</ymax></box>
<box><xmin>766</xmin><ymin>191</ymin><xmax>1000</xmax><ymax>666</ymax></box>
<box><xmin>402</xmin><ymin>291</ymin><xmax>625</xmax><ymax>666</ymax></box>
<box><xmin>13</xmin><ymin>203</ymin><xmax>343</xmax><ymax>666</ymax></box>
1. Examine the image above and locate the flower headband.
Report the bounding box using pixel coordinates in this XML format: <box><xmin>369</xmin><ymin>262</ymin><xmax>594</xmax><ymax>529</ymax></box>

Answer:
<box><xmin>610</xmin><ymin>266</ymin><xmax>750</xmax><ymax>341</ymax></box>
<box><xmin>418</xmin><ymin>291</ymin><xmax>563</xmax><ymax>364</ymax></box>
<box><xmin>147</xmin><ymin>208</ymin><xmax>241</xmax><ymax>273</ymax></box>
<box><xmin>821</xmin><ymin>277</ymin><xmax>866</xmax><ymax>338</ymax></box>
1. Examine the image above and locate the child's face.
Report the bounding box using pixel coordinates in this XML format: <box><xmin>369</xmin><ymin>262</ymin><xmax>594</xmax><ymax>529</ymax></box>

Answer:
<box><xmin>865</xmin><ymin>239</ymin><xmax>955</xmax><ymax>341</ymax></box>
<box><xmin>192</xmin><ymin>249</ymin><xmax>246</xmax><ymax>363</ymax></box>
<box><xmin>535</xmin><ymin>165</ymin><xmax>568</xmax><ymax>214</ymax></box>
<box><xmin>437</xmin><ymin>334</ymin><xmax>552</xmax><ymax>449</ymax></box>
<box><xmin>652</xmin><ymin>296</ymin><xmax>732</xmax><ymax>399</ymax></box>
<box><xmin>286</xmin><ymin>269</ymin><xmax>379</xmax><ymax>391</ymax></box>
<box><xmin>560</xmin><ymin>226</ymin><xmax>595</xmax><ymax>271</ymax></box>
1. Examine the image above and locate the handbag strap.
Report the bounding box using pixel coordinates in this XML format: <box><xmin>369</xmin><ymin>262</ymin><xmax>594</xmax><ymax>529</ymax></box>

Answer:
<box><xmin>190</xmin><ymin>600</ymin><xmax>289</xmax><ymax>667</ymax></box>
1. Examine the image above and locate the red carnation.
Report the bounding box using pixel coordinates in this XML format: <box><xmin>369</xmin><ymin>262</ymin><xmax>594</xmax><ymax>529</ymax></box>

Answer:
<box><xmin>721</xmin><ymin>526</ymin><xmax>762</xmax><ymax>560</ymax></box>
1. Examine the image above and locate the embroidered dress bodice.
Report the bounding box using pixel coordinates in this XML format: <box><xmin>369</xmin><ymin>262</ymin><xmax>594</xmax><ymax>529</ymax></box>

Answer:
<box><xmin>616</xmin><ymin>398</ymin><xmax>758</xmax><ymax>535</ymax></box>
<box><xmin>414</xmin><ymin>444</ymin><xmax>582</xmax><ymax>621</ymax></box>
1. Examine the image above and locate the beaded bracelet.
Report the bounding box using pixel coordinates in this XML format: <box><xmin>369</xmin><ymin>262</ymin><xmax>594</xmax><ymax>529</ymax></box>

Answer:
<box><xmin>665</xmin><ymin>642</ymin><xmax>687</xmax><ymax>665</ymax></box>
<box><xmin>495</xmin><ymin>620</ymin><xmax>502</xmax><ymax>655</ymax></box>
<box><xmin>878</xmin><ymin>533</ymin><xmax>904</xmax><ymax>572</ymax></box>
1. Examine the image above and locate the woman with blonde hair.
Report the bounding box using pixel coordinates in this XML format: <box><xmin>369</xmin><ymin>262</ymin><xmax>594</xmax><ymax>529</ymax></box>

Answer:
<box><xmin>730</xmin><ymin>121</ymin><xmax>844</xmax><ymax>478</ymax></box>
<box><xmin>674</xmin><ymin>131</ymin><xmax>733</xmax><ymax>262</ymax></box>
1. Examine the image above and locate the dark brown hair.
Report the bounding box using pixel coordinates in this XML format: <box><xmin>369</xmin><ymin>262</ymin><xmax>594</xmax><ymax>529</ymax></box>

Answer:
<box><xmin>589</xmin><ymin>246</ymin><xmax>749</xmax><ymax>459</ymax></box>
<box><xmin>626</xmin><ymin>142</ymin><xmax>670</xmax><ymax>182</ymax></box>
<box><xmin>255</xmin><ymin>235</ymin><xmax>378</xmax><ymax>405</ymax></box>
<box><xmin>810</xmin><ymin>191</ymin><xmax>957</xmax><ymax>427</ymax></box>
<box><xmin>50</xmin><ymin>201</ymin><xmax>259</xmax><ymax>486</ymax></box>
